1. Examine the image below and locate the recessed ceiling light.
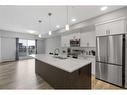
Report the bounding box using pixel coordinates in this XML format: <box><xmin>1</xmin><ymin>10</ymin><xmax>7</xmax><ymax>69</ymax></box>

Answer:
<box><xmin>71</xmin><ymin>18</ymin><xmax>76</xmax><ymax>22</ymax></box>
<box><xmin>28</xmin><ymin>30</ymin><xmax>36</xmax><ymax>34</ymax></box>
<box><xmin>56</xmin><ymin>25</ymin><xmax>60</xmax><ymax>28</ymax></box>
<box><xmin>101</xmin><ymin>6</ymin><xmax>108</xmax><ymax>11</ymax></box>
<box><xmin>38</xmin><ymin>34</ymin><xmax>42</xmax><ymax>38</ymax></box>
<box><xmin>48</xmin><ymin>31</ymin><xmax>52</xmax><ymax>35</ymax></box>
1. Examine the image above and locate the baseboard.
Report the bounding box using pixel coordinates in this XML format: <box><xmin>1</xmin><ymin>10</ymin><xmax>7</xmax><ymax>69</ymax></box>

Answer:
<box><xmin>0</xmin><ymin>59</ymin><xmax>16</xmax><ymax>63</ymax></box>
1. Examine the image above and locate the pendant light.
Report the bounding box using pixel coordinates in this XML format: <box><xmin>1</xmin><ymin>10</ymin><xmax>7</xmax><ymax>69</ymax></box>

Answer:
<box><xmin>38</xmin><ymin>34</ymin><xmax>42</xmax><ymax>38</ymax></box>
<box><xmin>48</xmin><ymin>13</ymin><xmax>52</xmax><ymax>35</ymax></box>
<box><xmin>65</xmin><ymin>6</ymin><xmax>69</xmax><ymax>31</ymax></box>
<box><xmin>38</xmin><ymin>19</ymin><xmax>42</xmax><ymax>38</ymax></box>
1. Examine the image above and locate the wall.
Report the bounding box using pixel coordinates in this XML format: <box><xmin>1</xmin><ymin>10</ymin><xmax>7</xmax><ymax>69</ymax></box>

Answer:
<box><xmin>45</xmin><ymin>36</ymin><xmax>61</xmax><ymax>54</ymax></box>
<box><xmin>37</xmin><ymin>39</ymin><xmax>45</xmax><ymax>54</ymax></box>
<box><xmin>0</xmin><ymin>30</ymin><xmax>44</xmax><ymax>62</ymax></box>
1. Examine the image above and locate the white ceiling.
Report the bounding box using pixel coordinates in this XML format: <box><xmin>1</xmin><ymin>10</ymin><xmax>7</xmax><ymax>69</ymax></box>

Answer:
<box><xmin>0</xmin><ymin>6</ymin><xmax>124</xmax><ymax>35</ymax></box>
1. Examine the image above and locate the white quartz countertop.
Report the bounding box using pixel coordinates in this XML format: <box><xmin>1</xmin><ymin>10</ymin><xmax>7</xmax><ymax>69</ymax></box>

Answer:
<box><xmin>30</xmin><ymin>54</ymin><xmax>91</xmax><ymax>73</ymax></box>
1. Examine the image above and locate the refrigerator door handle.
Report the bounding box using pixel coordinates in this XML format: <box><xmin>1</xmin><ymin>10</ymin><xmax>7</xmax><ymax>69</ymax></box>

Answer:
<box><xmin>96</xmin><ymin>37</ymin><xmax>100</xmax><ymax>61</ymax></box>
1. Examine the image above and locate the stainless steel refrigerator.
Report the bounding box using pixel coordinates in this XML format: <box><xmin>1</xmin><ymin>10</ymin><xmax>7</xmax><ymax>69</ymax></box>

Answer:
<box><xmin>96</xmin><ymin>34</ymin><xmax>125</xmax><ymax>87</ymax></box>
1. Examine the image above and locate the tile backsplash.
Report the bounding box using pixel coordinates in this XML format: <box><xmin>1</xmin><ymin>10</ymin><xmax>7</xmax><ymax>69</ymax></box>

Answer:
<box><xmin>61</xmin><ymin>47</ymin><xmax>96</xmax><ymax>57</ymax></box>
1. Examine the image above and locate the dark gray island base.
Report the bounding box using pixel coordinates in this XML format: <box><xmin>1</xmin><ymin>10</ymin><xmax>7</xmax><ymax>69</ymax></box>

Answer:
<box><xmin>35</xmin><ymin>59</ymin><xmax>91</xmax><ymax>89</ymax></box>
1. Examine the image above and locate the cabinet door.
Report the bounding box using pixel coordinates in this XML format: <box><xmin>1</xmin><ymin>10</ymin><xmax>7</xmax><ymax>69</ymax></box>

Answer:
<box><xmin>89</xmin><ymin>31</ymin><xmax>96</xmax><ymax>47</ymax></box>
<box><xmin>61</xmin><ymin>36</ymin><xmax>65</xmax><ymax>47</ymax></box>
<box><xmin>61</xmin><ymin>35</ymin><xmax>70</xmax><ymax>47</ymax></box>
<box><xmin>80</xmin><ymin>32</ymin><xmax>88</xmax><ymax>47</ymax></box>
<box><xmin>61</xmin><ymin>32</ymin><xmax>80</xmax><ymax>47</ymax></box>
<box><xmin>74</xmin><ymin>32</ymin><xmax>80</xmax><ymax>39</ymax></box>
<box><xmin>81</xmin><ymin>32</ymin><xmax>96</xmax><ymax>47</ymax></box>
<box><xmin>96</xmin><ymin>24</ymin><xmax>107</xmax><ymax>36</ymax></box>
<box><xmin>107</xmin><ymin>20</ymin><xmax>125</xmax><ymax>35</ymax></box>
<box><xmin>69</xmin><ymin>32</ymin><xmax>80</xmax><ymax>40</ymax></box>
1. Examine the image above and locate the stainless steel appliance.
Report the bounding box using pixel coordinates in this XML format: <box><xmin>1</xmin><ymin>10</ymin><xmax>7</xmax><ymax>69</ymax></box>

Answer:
<box><xmin>70</xmin><ymin>39</ymin><xmax>80</xmax><ymax>47</ymax></box>
<box><xmin>96</xmin><ymin>34</ymin><xmax>125</xmax><ymax>87</ymax></box>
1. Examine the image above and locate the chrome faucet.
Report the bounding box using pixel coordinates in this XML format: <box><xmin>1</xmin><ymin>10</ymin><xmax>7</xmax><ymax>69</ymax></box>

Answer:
<box><xmin>54</xmin><ymin>48</ymin><xmax>60</xmax><ymax>55</ymax></box>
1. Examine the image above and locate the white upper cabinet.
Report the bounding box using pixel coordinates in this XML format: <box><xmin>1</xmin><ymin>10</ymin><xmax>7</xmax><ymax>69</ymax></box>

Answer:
<box><xmin>61</xmin><ymin>32</ymin><xmax>80</xmax><ymax>47</ymax></box>
<box><xmin>96</xmin><ymin>18</ymin><xmax>126</xmax><ymax>36</ymax></box>
<box><xmin>80</xmin><ymin>31</ymin><xmax>96</xmax><ymax>47</ymax></box>
<box><xmin>96</xmin><ymin>24</ymin><xmax>107</xmax><ymax>36</ymax></box>
<box><xmin>106</xmin><ymin>20</ymin><xmax>125</xmax><ymax>35</ymax></box>
<box><xmin>61</xmin><ymin>35</ymin><xmax>70</xmax><ymax>47</ymax></box>
<box><xmin>61</xmin><ymin>29</ymin><xmax>96</xmax><ymax>47</ymax></box>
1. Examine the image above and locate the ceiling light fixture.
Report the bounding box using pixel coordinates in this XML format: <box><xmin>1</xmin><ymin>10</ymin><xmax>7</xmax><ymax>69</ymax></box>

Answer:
<box><xmin>71</xmin><ymin>18</ymin><xmax>76</xmax><ymax>22</ymax></box>
<box><xmin>101</xmin><ymin>6</ymin><xmax>108</xmax><ymax>11</ymax></box>
<box><xmin>65</xmin><ymin>6</ymin><xmax>69</xmax><ymax>31</ymax></box>
<box><xmin>48</xmin><ymin>30</ymin><xmax>52</xmax><ymax>35</ymax></box>
<box><xmin>28</xmin><ymin>30</ymin><xmax>35</xmax><ymax>34</ymax></box>
<box><xmin>38</xmin><ymin>18</ymin><xmax>43</xmax><ymax>38</ymax></box>
<box><xmin>56</xmin><ymin>25</ymin><xmax>60</xmax><ymax>28</ymax></box>
<box><xmin>48</xmin><ymin>13</ymin><xmax>52</xmax><ymax>35</ymax></box>
<box><xmin>38</xmin><ymin>34</ymin><xmax>42</xmax><ymax>38</ymax></box>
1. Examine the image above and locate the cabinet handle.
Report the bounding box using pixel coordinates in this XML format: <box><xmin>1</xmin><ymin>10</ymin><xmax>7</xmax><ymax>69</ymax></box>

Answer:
<box><xmin>106</xmin><ymin>30</ymin><xmax>110</xmax><ymax>35</ymax></box>
<box><xmin>109</xmin><ymin>30</ymin><xmax>110</xmax><ymax>34</ymax></box>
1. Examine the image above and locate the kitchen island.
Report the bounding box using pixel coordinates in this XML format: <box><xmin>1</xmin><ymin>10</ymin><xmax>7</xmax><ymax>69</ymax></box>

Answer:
<box><xmin>31</xmin><ymin>54</ymin><xmax>91</xmax><ymax>89</ymax></box>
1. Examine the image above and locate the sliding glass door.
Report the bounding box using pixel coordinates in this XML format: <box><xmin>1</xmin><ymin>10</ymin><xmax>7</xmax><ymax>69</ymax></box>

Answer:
<box><xmin>18</xmin><ymin>39</ymin><xmax>36</xmax><ymax>60</ymax></box>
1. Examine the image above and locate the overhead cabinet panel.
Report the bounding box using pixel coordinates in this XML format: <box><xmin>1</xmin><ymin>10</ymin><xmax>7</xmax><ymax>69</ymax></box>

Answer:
<box><xmin>80</xmin><ymin>31</ymin><xmax>96</xmax><ymax>47</ymax></box>
<box><xmin>61</xmin><ymin>32</ymin><xmax>80</xmax><ymax>47</ymax></box>
<box><xmin>96</xmin><ymin>19</ymin><xmax>126</xmax><ymax>36</ymax></box>
<box><xmin>61</xmin><ymin>35</ymin><xmax>70</xmax><ymax>47</ymax></box>
<box><xmin>106</xmin><ymin>20</ymin><xmax>125</xmax><ymax>35</ymax></box>
<box><xmin>96</xmin><ymin>24</ymin><xmax>107</xmax><ymax>36</ymax></box>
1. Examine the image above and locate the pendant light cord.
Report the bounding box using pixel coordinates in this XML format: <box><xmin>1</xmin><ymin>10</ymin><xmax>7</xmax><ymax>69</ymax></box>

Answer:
<box><xmin>48</xmin><ymin>13</ymin><xmax>52</xmax><ymax>31</ymax></box>
<box><xmin>67</xmin><ymin>6</ymin><xmax>69</xmax><ymax>25</ymax></box>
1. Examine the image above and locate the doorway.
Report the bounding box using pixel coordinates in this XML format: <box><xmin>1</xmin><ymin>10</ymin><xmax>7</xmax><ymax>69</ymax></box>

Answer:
<box><xmin>18</xmin><ymin>39</ymin><xmax>36</xmax><ymax>60</ymax></box>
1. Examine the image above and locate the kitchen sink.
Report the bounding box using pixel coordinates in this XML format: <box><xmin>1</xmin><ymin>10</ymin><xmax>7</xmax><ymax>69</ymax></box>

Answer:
<box><xmin>53</xmin><ymin>56</ymin><xmax>68</xmax><ymax>59</ymax></box>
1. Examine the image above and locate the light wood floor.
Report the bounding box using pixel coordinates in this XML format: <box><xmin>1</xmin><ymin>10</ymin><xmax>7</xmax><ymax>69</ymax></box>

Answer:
<box><xmin>0</xmin><ymin>59</ymin><xmax>122</xmax><ymax>89</ymax></box>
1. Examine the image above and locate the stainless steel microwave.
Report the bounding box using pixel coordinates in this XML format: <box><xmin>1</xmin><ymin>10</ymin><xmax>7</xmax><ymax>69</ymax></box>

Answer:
<box><xmin>70</xmin><ymin>39</ymin><xmax>80</xmax><ymax>47</ymax></box>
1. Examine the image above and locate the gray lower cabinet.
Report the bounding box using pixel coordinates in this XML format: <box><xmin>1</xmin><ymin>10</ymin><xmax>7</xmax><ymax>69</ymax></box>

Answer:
<box><xmin>35</xmin><ymin>59</ymin><xmax>91</xmax><ymax>89</ymax></box>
